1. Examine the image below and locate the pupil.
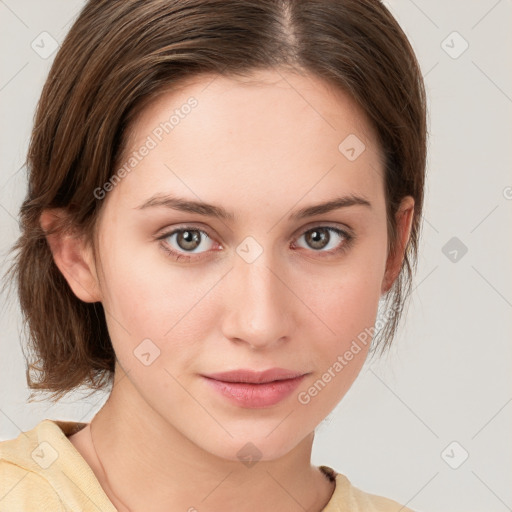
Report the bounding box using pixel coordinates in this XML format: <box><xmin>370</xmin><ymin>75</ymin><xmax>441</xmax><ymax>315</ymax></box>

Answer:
<box><xmin>309</xmin><ymin>228</ymin><xmax>328</xmax><ymax>249</ymax></box>
<box><xmin>179</xmin><ymin>230</ymin><xmax>200</xmax><ymax>250</ymax></box>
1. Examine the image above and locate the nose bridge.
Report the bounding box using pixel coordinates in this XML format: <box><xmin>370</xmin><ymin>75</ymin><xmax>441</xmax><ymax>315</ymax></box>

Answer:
<box><xmin>222</xmin><ymin>241</ymin><xmax>291</xmax><ymax>348</ymax></box>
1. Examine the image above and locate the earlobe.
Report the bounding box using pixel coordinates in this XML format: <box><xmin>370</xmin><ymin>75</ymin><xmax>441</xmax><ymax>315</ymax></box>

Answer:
<box><xmin>381</xmin><ymin>196</ymin><xmax>415</xmax><ymax>295</ymax></box>
<box><xmin>40</xmin><ymin>209</ymin><xmax>102</xmax><ymax>303</ymax></box>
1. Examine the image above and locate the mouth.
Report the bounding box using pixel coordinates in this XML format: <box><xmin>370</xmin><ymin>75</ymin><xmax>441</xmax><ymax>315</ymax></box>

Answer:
<box><xmin>201</xmin><ymin>368</ymin><xmax>309</xmax><ymax>408</ymax></box>
<box><xmin>202</xmin><ymin>368</ymin><xmax>307</xmax><ymax>384</ymax></box>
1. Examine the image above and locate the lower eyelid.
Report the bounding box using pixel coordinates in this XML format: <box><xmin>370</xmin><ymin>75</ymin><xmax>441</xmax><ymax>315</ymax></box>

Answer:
<box><xmin>158</xmin><ymin>225</ymin><xmax>352</xmax><ymax>259</ymax></box>
<box><xmin>294</xmin><ymin>227</ymin><xmax>352</xmax><ymax>250</ymax></box>
<box><xmin>160</xmin><ymin>229</ymin><xmax>215</xmax><ymax>249</ymax></box>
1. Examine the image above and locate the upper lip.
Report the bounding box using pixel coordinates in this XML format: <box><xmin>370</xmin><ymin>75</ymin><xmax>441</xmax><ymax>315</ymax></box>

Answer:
<box><xmin>203</xmin><ymin>368</ymin><xmax>307</xmax><ymax>384</ymax></box>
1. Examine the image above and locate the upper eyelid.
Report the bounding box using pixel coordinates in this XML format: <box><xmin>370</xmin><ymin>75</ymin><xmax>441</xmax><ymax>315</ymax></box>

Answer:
<box><xmin>158</xmin><ymin>222</ymin><xmax>352</xmax><ymax>250</ymax></box>
<box><xmin>159</xmin><ymin>220</ymin><xmax>353</xmax><ymax>237</ymax></box>
<box><xmin>292</xmin><ymin>222</ymin><xmax>353</xmax><ymax>238</ymax></box>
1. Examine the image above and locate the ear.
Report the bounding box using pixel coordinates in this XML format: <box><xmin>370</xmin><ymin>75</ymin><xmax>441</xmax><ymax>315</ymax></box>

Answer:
<box><xmin>40</xmin><ymin>208</ymin><xmax>102</xmax><ymax>303</ymax></box>
<box><xmin>381</xmin><ymin>196</ymin><xmax>415</xmax><ymax>295</ymax></box>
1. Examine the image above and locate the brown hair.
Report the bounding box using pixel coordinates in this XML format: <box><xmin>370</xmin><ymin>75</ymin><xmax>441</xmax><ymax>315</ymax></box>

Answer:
<box><xmin>2</xmin><ymin>0</ymin><xmax>427</xmax><ymax>402</ymax></box>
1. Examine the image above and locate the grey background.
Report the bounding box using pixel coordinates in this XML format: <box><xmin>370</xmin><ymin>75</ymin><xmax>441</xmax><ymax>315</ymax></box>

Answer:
<box><xmin>1</xmin><ymin>1</ymin><xmax>511</xmax><ymax>511</ymax></box>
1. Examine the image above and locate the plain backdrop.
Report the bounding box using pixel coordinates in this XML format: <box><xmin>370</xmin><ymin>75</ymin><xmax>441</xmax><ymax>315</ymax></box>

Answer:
<box><xmin>1</xmin><ymin>1</ymin><xmax>511</xmax><ymax>511</ymax></box>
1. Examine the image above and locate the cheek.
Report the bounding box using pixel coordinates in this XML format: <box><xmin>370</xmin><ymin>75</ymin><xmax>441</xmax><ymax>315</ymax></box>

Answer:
<box><xmin>293</xmin><ymin>271</ymin><xmax>382</xmax><ymax>415</ymax></box>
<box><xmin>97</xmin><ymin>243</ymin><xmax>217</xmax><ymax>365</ymax></box>
<box><xmin>99</xmin><ymin>221</ymin><xmax>386</xmax><ymax>361</ymax></box>
<box><xmin>297</xmin><ymin>239</ymin><xmax>386</xmax><ymax>367</ymax></box>
<box><xmin>308</xmin><ymin>273</ymin><xmax>381</xmax><ymax>357</ymax></box>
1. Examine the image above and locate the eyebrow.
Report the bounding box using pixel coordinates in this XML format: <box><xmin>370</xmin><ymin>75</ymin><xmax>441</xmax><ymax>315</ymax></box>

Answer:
<box><xmin>135</xmin><ymin>193</ymin><xmax>372</xmax><ymax>221</ymax></box>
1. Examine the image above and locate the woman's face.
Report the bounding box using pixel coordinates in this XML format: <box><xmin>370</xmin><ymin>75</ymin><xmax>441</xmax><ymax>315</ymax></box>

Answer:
<box><xmin>87</xmin><ymin>68</ymin><xmax>411</xmax><ymax>461</ymax></box>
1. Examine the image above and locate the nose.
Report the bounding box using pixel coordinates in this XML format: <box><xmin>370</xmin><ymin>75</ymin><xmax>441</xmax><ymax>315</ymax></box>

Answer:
<box><xmin>220</xmin><ymin>250</ymin><xmax>295</xmax><ymax>351</ymax></box>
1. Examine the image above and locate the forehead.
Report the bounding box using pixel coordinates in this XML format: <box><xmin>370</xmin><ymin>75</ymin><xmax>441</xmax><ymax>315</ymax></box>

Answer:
<box><xmin>106</xmin><ymin>68</ymin><xmax>385</xmax><ymax>219</ymax></box>
<box><xmin>128</xmin><ymin>68</ymin><xmax>380</xmax><ymax>154</ymax></box>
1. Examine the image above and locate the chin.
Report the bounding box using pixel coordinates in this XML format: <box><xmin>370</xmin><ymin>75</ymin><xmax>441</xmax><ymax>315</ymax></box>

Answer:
<box><xmin>198</xmin><ymin>427</ymin><xmax>308</xmax><ymax>465</ymax></box>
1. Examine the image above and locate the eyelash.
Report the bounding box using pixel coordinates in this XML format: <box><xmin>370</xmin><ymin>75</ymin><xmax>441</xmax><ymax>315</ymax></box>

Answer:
<box><xmin>157</xmin><ymin>224</ymin><xmax>354</xmax><ymax>263</ymax></box>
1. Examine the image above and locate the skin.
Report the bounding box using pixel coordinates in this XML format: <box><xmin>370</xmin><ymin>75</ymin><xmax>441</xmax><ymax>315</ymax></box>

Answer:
<box><xmin>41</xmin><ymin>68</ymin><xmax>414</xmax><ymax>512</ymax></box>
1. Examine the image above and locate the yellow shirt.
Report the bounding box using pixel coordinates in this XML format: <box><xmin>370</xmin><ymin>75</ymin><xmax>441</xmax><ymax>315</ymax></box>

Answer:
<box><xmin>0</xmin><ymin>419</ymin><xmax>415</xmax><ymax>511</ymax></box>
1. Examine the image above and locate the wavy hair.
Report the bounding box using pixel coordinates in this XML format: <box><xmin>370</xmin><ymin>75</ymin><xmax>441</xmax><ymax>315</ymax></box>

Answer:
<box><xmin>2</xmin><ymin>0</ymin><xmax>427</xmax><ymax>402</ymax></box>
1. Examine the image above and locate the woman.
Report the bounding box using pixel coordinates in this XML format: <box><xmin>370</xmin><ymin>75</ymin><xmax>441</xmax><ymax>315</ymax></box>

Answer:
<box><xmin>1</xmin><ymin>1</ymin><xmax>426</xmax><ymax>510</ymax></box>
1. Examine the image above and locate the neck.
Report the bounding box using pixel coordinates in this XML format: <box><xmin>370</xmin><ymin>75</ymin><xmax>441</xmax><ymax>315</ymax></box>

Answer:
<box><xmin>85</xmin><ymin>366</ymin><xmax>335</xmax><ymax>512</ymax></box>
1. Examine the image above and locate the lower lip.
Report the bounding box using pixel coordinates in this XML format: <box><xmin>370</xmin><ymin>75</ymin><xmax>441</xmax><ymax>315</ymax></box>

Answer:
<box><xmin>203</xmin><ymin>375</ymin><xmax>306</xmax><ymax>408</ymax></box>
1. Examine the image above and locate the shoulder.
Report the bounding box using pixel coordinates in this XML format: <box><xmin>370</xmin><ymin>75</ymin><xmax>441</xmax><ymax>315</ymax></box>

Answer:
<box><xmin>320</xmin><ymin>465</ymin><xmax>417</xmax><ymax>512</ymax></box>
<box><xmin>0</xmin><ymin>425</ymin><xmax>65</xmax><ymax>510</ymax></box>
<box><xmin>347</xmin><ymin>482</ymin><xmax>416</xmax><ymax>512</ymax></box>
<box><xmin>0</xmin><ymin>418</ymin><xmax>113</xmax><ymax>512</ymax></box>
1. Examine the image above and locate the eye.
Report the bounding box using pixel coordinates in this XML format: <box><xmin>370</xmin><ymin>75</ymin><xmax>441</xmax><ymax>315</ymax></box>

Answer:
<box><xmin>157</xmin><ymin>227</ymin><xmax>217</xmax><ymax>262</ymax></box>
<box><xmin>292</xmin><ymin>226</ymin><xmax>353</xmax><ymax>256</ymax></box>
<box><xmin>157</xmin><ymin>224</ymin><xmax>354</xmax><ymax>263</ymax></box>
